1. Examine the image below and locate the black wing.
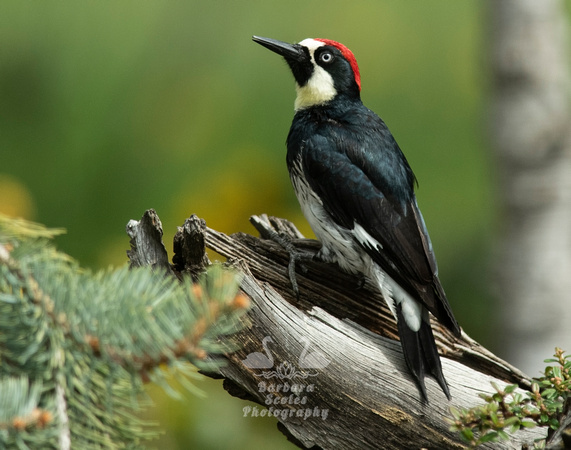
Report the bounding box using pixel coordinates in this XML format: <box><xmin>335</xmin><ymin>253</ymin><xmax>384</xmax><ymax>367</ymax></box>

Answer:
<box><xmin>301</xmin><ymin>129</ymin><xmax>460</xmax><ymax>336</ymax></box>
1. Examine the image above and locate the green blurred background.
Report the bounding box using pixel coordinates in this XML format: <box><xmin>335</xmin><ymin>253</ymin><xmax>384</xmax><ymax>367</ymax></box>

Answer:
<box><xmin>1</xmin><ymin>1</ymin><xmax>494</xmax><ymax>448</ymax></box>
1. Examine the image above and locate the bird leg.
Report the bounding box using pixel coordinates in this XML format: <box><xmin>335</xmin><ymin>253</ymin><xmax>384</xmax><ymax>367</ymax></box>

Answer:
<box><xmin>266</xmin><ymin>229</ymin><xmax>366</xmax><ymax>294</ymax></box>
<box><xmin>264</xmin><ymin>229</ymin><xmax>315</xmax><ymax>296</ymax></box>
<box><xmin>352</xmin><ymin>273</ymin><xmax>367</xmax><ymax>290</ymax></box>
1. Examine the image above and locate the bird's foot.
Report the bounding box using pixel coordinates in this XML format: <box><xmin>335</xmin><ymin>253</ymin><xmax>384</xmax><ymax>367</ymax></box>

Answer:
<box><xmin>266</xmin><ymin>230</ymin><xmax>314</xmax><ymax>297</ymax></box>
<box><xmin>286</xmin><ymin>247</ymin><xmax>314</xmax><ymax>297</ymax></box>
<box><xmin>353</xmin><ymin>273</ymin><xmax>367</xmax><ymax>290</ymax></box>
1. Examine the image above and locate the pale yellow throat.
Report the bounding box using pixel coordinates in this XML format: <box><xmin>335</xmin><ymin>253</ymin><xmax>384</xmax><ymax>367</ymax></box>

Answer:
<box><xmin>294</xmin><ymin>67</ymin><xmax>337</xmax><ymax>110</ymax></box>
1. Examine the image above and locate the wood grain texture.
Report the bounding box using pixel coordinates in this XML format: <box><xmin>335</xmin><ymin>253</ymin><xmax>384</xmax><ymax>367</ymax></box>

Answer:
<box><xmin>127</xmin><ymin>211</ymin><xmax>551</xmax><ymax>449</ymax></box>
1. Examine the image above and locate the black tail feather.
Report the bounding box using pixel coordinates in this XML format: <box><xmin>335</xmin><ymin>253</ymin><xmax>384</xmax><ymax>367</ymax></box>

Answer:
<box><xmin>419</xmin><ymin>318</ymin><xmax>451</xmax><ymax>400</ymax></box>
<box><xmin>396</xmin><ymin>304</ymin><xmax>451</xmax><ymax>401</ymax></box>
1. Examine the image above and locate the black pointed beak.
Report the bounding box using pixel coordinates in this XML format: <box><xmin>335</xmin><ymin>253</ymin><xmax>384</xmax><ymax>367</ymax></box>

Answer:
<box><xmin>252</xmin><ymin>36</ymin><xmax>306</xmax><ymax>62</ymax></box>
<box><xmin>253</xmin><ymin>36</ymin><xmax>313</xmax><ymax>87</ymax></box>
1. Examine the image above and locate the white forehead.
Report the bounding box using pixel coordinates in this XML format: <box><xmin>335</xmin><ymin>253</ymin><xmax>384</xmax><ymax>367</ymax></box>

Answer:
<box><xmin>298</xmin><ymin>38</ymin><xmax>325</xmax><ymax>54</ymax></box>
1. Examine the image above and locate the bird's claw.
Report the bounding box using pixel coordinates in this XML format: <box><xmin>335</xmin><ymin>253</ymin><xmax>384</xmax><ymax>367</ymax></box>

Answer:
<box><xmin>354</xmin><ymin>274</ymin><xmax>366</xmax><ymax>290</ymax></box>
<box><xmin>287</xmin><ymin>247</ymin><xmax>313</xmax><ymax>297</ymax></box>
<box><xmin>265</xmin><ymin>230</ymin><xmax>313</xmax><ymax>296</ymax></box>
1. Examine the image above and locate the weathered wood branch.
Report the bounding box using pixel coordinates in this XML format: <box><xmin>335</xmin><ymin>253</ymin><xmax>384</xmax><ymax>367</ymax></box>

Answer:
<box><xmin>126</xmin><ymin>210</ymin><xmax>173</xmax><ymax>274</ymax></box>
<box><xmin>127</xmin><ymin>209</ymin><xmax>555</xmax><ymax>449</ymax></box>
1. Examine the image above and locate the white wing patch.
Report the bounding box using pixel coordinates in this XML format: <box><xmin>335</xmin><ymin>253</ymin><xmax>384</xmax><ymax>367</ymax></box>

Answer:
<box><xmin>353</xmin><ymin>223</ymin><xmax>383</xmax><ymax>251</ymax></box>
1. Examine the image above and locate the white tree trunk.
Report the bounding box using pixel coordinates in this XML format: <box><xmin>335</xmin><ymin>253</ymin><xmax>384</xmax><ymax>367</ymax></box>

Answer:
<box><xmin>490</xmin><ymin>0</ymin><xmax>571</xmax><ymax>374</ymax></box>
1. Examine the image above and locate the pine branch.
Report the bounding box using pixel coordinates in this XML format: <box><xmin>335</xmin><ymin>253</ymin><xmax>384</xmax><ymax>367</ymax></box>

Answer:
<box><xmin>0</xmin><ymin>214</ymin><xmax>248</xmax><ymax>449</ymax></box>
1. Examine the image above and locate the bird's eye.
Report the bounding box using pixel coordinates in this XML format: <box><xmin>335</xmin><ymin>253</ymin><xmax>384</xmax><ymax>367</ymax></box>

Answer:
<box><xmin>320</xmin><ymin>51</ymin><xmax>334</xmax><ymax>63</ymax></box>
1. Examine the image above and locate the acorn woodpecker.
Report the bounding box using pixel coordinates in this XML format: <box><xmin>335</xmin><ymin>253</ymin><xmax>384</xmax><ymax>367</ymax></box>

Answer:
<box><xmin>252</xmin><ymin>36</ymin><xmax>461</xmax><ymax>401</ymax></box>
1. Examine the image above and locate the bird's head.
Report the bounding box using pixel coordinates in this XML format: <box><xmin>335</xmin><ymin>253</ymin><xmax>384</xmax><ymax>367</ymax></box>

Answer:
<box><xmin>253</xmin><ymin>36</ymin><xmax>361</xmax><ymax>111</ymax></box>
